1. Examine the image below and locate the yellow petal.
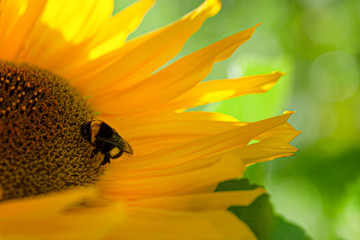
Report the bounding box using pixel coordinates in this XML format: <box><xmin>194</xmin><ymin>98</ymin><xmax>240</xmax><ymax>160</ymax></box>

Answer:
<box><xmin>21</xmin><ymin>24</ymin><xmax>87</xmax><ymax>71</ymax></box>
<box><xmin>100</xmin><ymin>110</ymin><xmax>240</xmax><ymax>130</ymax></box>
<box><xmin>128</xmin><ymin>188</ymin><xmax>265</xmax><ymax>210</ymax></box>
<box><xmin>90</xmin><ymin>24</ymin><xmax>260</xmax><ymax>115</ymax></box>
<box><xmin>100</xmin><ymin>153</ymin><xmax>245</xmax><ymax>199</ymax></box>
<box><xmin>39</xmin><ymin>0</ymin><xmax>154</xmax><ymax>76</ymax></box>
<box><xmin>122</xmin><ymin>114</ymin><xmax>242</xmax><ymax>142</ymax></box>
<box><xmin>155</xmin><ymin>71</ymin><xmax>284</xmax><ymax>113</ymax></box>
<box><xmin>110</xmin><ymin>111</ymin><xmax>293</xmax><ymax>171</ymax></box>
<box><xmin>105</xmin><ymin>111</ymin><xmax>243</xmax><ymax>156</ymax></box>
<box><xmin>0</xmin><ymin>0</ymin><xmax>26</xmax><ymax>51</ymax></box>
<box><xmin>112</xmin><ymin>208</ymin><xmax>257</xmax><ymax>240</ymax></box>
<box><xmin>86</xmin><ymin>0</ymin><xmax>155</xmax><ymax>60</ymax></box>
<box><xmin>0</xmin><ymin>0</ymin><xmax>47</xmax><ymax>60</ymax></box>
<box><xmin>236</xmin><ymin>123</ymin><xmax>301</xmax><ymax>165</ymax></box>
<box><xmin>101</xmin><ymin>119</ymin><xmax>297</xmax><ymax>198</ymax></box>
<box><xmin>41</xmin><ymin>0</ymin><xmax>113</xmax><ymax>44</ymax></box>
<box><xmin>0</xmin><ymin>202</ymin><xmax>125</xmax><ymax>240</ymax></box>
<box><xmin>123</xmin><ymin>116</ymin><xmax>296</xmax><ymax>157</ymax></box>
<box><xmin>17</xmin><ymin>0</ymin><xmax>113</xmax><ymax>71</ymax></box>
<box><xmin>71</xmin><ymin>0</ymin><xmax>221</xmax><ymax>92</ymax></box>
<box><xmin>256</xmin><ymin>121</ymin><xmax>301</xmax><ymax>142</ymax></box>
<box><xmin>0</xmin><ymin>187</ymin><xmax>96</xmax><ymax>220</ymax></box>
<box><xmin>99</xmin><ymin>113</ymin><xmax>294</xmax><ymax>199</ymax></box>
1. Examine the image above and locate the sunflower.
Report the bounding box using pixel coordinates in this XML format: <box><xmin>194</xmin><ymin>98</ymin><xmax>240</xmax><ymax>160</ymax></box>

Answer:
<box><xmin>0</xmin><ymin>0</ymin><xmax>300</xmax><ymax>239</ymax></box>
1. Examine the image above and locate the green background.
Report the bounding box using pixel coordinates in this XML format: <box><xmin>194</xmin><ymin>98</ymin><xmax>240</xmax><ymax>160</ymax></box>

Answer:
<box><xmin>114</xmin><ymin>1</ymin><xmax>360</xmax><ymax>239</ymax></box>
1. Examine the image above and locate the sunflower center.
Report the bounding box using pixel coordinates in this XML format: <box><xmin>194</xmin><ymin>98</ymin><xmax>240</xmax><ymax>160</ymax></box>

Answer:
<box><xmin>0</xmin><ymin>61</ymin><xmax>99</xmax><ymax>201</ymax></box>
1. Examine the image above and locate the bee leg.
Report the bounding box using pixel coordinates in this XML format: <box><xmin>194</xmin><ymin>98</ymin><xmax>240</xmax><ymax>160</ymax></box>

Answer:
<box><xmin>90</xmin><ymin>148</ymin><xmax>101</xmax><ymax>159</ymax></box>
<box><xmin>97</xmin><ymin>153</ymin><xmax>111</xmax><ymax>172</ymax></box>
<box><xmin>104</xmin><ymin>153</ymin><xmax>111</xmax><ymax>165</ymax></box>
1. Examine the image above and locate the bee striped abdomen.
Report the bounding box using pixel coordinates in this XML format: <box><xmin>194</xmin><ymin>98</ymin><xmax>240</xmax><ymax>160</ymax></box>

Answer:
<box><xmin>110</xmin><ymin>147</ymin><xmax>122</xmax><ymax>158</ymax></box>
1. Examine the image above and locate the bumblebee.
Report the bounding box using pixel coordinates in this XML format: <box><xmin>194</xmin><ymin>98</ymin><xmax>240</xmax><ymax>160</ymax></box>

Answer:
<box><xmin>80</xmin><ymin>120</ymin><xmax>133</xmax><ymax>171</ymax></box>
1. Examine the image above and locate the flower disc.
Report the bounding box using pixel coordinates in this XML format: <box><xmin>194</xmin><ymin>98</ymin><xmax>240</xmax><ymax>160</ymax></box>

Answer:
<box><xmin>0</xmin><ymin>61</ymin><xmax>98</xmax><ymax>201</ymax></box>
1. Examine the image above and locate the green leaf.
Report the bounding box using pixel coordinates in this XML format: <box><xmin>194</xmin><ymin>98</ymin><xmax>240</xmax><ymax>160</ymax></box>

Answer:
<box><xmin>215</xmin><ymin>178</ymin><xmax>259</xmax><ymax>191</ymax></box>
<box><xmin>216</xmin><ymin>178</ymin><xmax>312</xmax><ymax>240</ymax></box>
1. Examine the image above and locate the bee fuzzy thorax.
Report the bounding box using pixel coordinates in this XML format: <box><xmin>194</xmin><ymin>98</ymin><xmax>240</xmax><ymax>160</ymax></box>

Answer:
<box><xmin>90</xmin><ymin>120</ymin><xmax>101</xmax><ymax>144</ymax></box>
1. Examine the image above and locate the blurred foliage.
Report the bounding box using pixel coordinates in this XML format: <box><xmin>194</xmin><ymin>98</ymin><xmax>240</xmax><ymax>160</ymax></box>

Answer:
<box><xmin>114</xmin><ymin>0</ymin><xmax>360</xmax><ymax>239</ymax></box>
<box><xmin>216</xmin><ymin>178</ymin><xmax>311</xmax><ymax>240</ymax></box>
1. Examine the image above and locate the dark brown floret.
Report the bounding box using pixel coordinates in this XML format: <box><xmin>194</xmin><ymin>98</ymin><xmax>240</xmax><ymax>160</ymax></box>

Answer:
<box><xmin>0</xmin><ymin>61</ymin><xmax>99</xmax><ymax>201</ymax></box>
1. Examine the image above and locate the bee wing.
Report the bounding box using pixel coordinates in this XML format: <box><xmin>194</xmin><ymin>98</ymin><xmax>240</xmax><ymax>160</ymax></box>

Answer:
<box><xmin>122</xmin><ymin>141</ymin><xmax>133</xmax><ymax>155</ymax></box>
<box><xmin>97</xmin><ymin>134</ymin><xmax>133</xmax><ymax>156</ymax></box>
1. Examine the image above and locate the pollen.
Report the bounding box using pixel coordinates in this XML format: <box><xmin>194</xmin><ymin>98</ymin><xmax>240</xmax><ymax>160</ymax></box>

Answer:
<box><xmin>0</xmin><ymin>61</ymin><xmax>99</xmax><ymax>201</ymax></box>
